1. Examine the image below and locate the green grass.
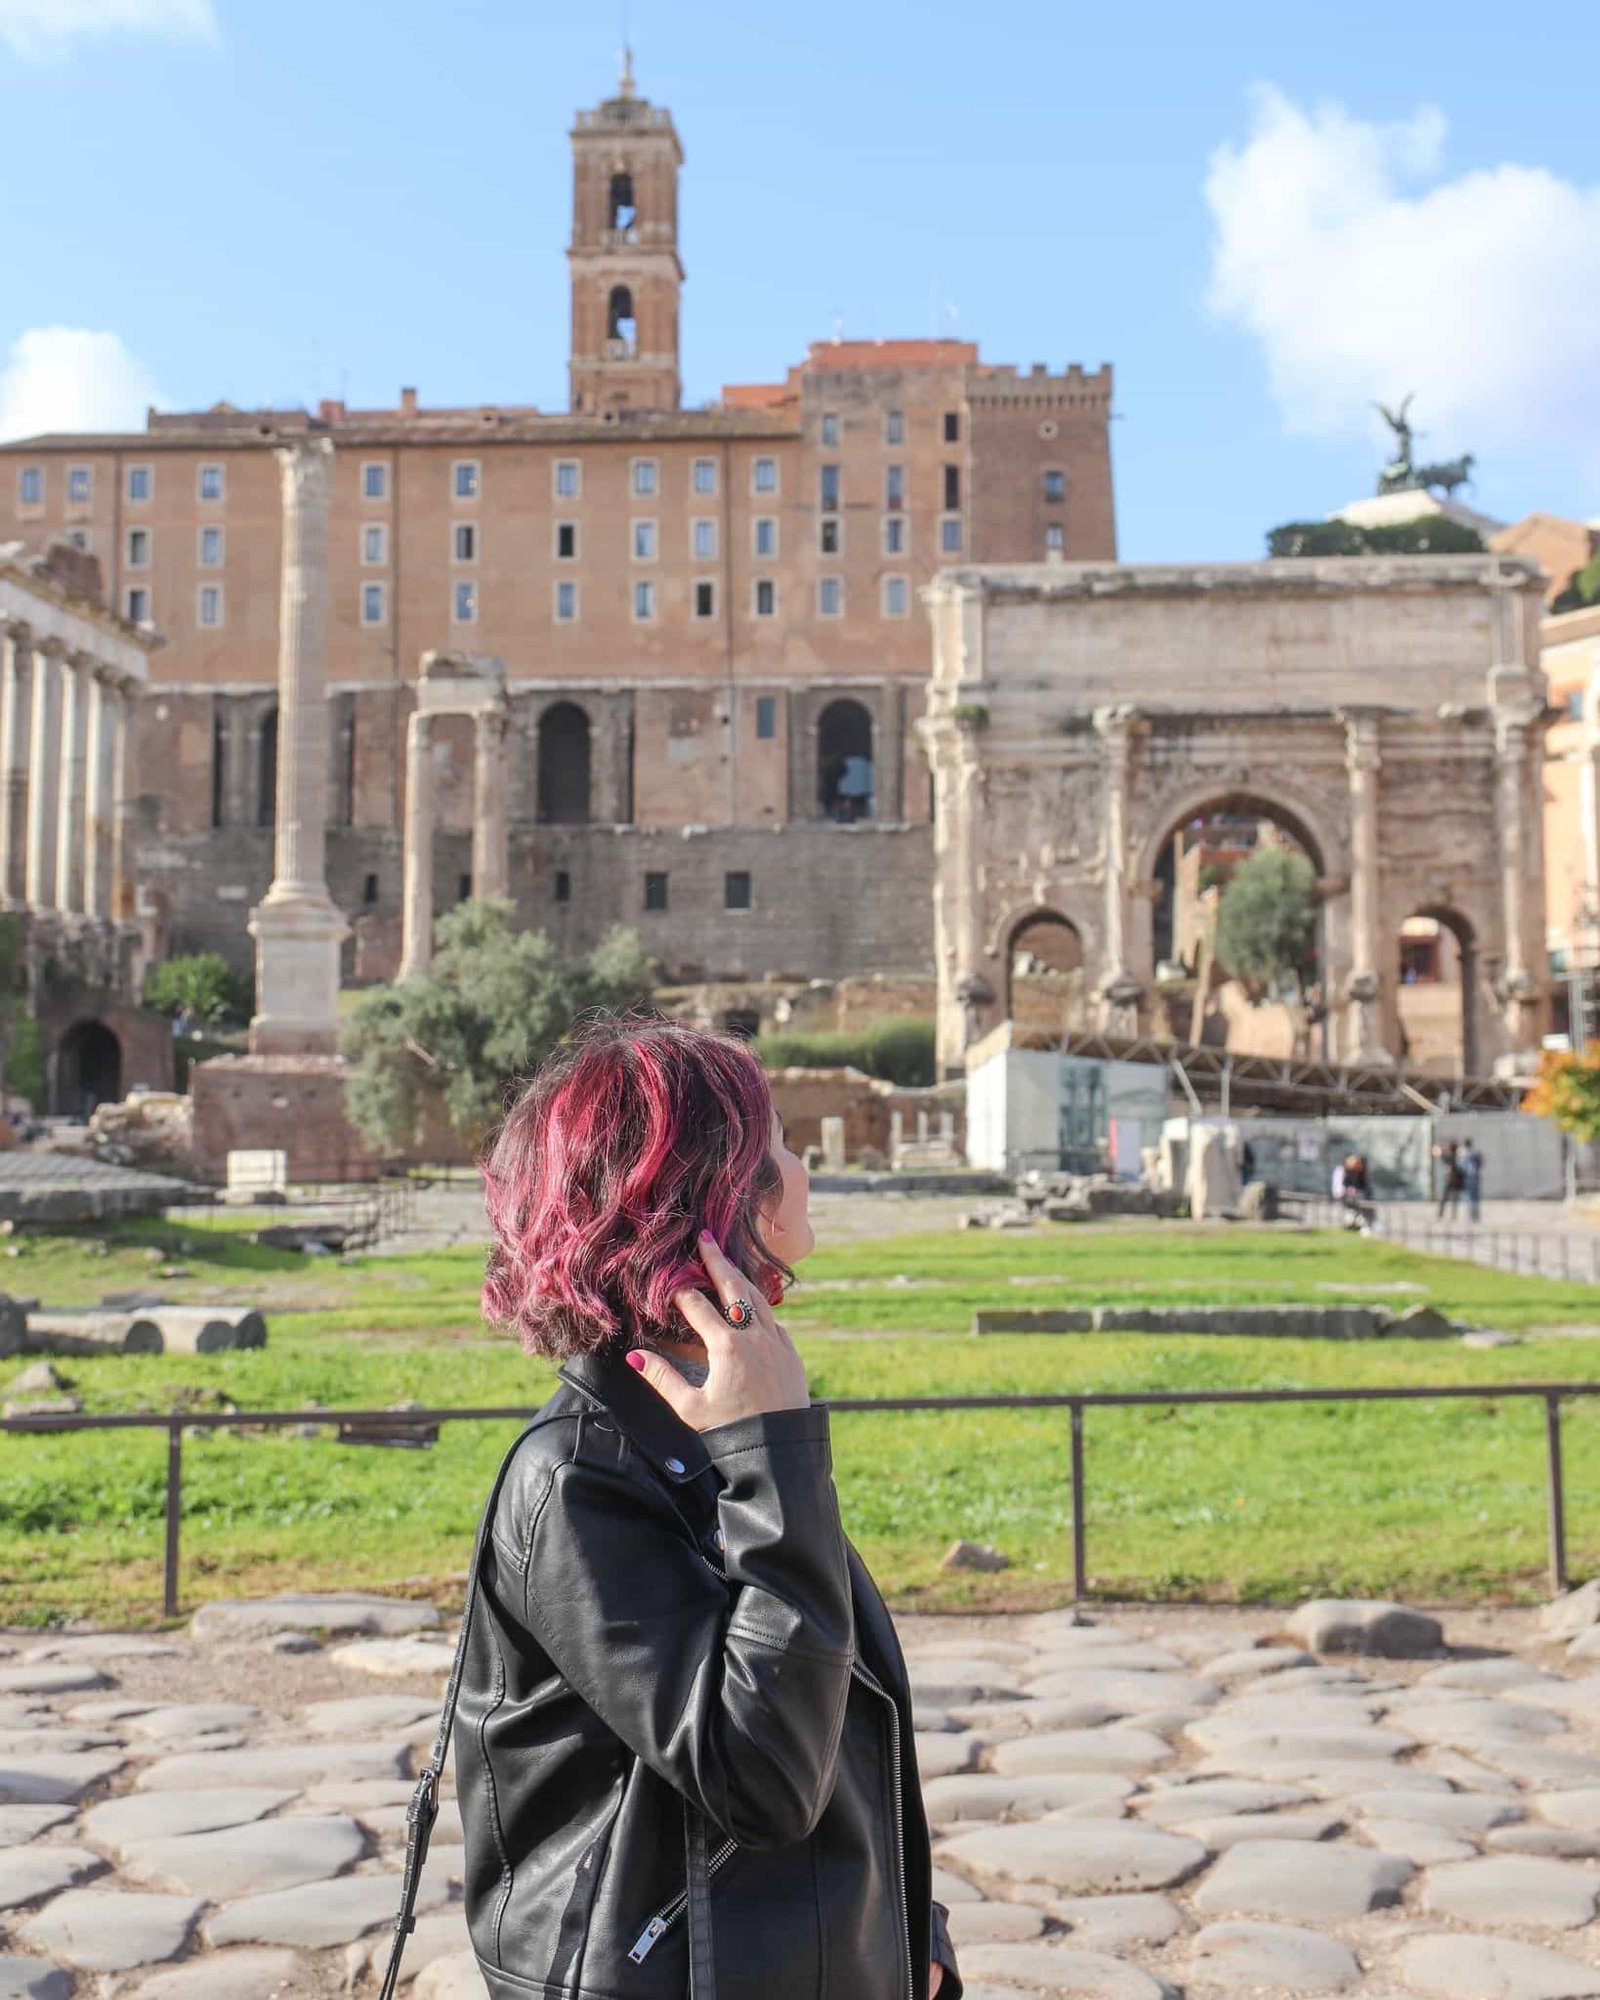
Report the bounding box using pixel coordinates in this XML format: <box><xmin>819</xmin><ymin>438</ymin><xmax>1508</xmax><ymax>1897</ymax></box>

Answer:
<box><xmin>3</xmin><ymin>1217</ymin><xmax>1599</xmax><ymax>1626</ymax></box>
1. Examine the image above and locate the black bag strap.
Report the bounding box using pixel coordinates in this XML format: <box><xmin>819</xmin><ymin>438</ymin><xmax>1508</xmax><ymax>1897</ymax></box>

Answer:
<box><xmin>378</xmin><ymin>1420</ymin><xmax>719</xmax><ymax>2000</ymax></box>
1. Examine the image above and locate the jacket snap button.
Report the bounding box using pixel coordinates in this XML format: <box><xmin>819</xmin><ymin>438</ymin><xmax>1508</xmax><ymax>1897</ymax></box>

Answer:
<box><xmin>664</xmin><ymin>1456</ymin><xmax>686</xmax><ymax>1476</ymax></box>
<box><xmin>714</xmin><ymin>1528</ymin><xmax>725</xmax><ymax>1550</ymax></box>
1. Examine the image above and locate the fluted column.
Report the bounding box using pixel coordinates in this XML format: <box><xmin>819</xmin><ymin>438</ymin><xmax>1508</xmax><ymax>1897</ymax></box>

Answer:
<box><xmin>84</xmin><ymin>673</ymin><xmax>114</xmax><ymax>920</ymax></box>
<box><xmin>24</xmin><ymin>639</ymin><xmax>63</xmax><ymax>911</ymax></box>
<box><xmin>0</xmin><ymin>627</ymin><xmax>33</xmax><ymax>908</ymax></box>
<box><xmin>1580</xmin><ymin>659</ymin><xmax>1600</xmax><ymax>957</ymax></box>
<box><xmin>1094</xmin><ymin>704</ymin><xmax>1144</xmax><ymax>1035</ymax></box>
<box><xmin>55</xmin><ymin>653</ymin><xmax>91</xmax><ymax>913</ymax></box>
<box><xmin>1342</xmin><ymin>710</ymin><xmax>1388</xmax><ymax>1062</ymax></box>
<box><xmin>109</xmin><ymin>679</ymin><xmax>136</xmax><ymax>921</ymax></box>
<box><xmin>246</xmin><ymin>438</ymin><xmax>349</xmax><ymax>1055</ymax></box>
<box><xmin>471</xmin><ymin>706</ymin><xmax>510</xmax><ymax>902</ymax></box>
<box><xmin>1494</xmin><ymin>702</ymin><xmax>1542</xmax><ymax>1055</ymax></box>
<box><xmin>400</xmin><ymin>709</ymin><xmax>435</xmax><ymax>978</ymax></box>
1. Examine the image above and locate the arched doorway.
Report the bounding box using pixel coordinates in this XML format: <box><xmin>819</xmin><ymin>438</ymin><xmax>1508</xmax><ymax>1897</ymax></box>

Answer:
<box><xmin>817</xmin><ymin>699</ymin><xmax>875</xmax><ymax>822</ymax></box>
<box><xmin>537</xmin><ymin>703</ymin><xmax>592</xmax><ymax>823</ymax></box>
<box><xmin>57</xmin><ymin>1020</ymin><xmax>121</xmax><ymax>1117</ymax></box>
<box><xmin>1148</xmin><ymin>793</ymin><xmax>1326</xmax><ymax>1057</ymax></box>
<box><xmin>1007</xmin><ymin>911</ymin><xmax>1088</xmax><ymax>1037</ymax></box>
<box><xmin>1396</xmin><ymin>907</ymin><xmax>1478</xmax><ymax>1076</ymax></box>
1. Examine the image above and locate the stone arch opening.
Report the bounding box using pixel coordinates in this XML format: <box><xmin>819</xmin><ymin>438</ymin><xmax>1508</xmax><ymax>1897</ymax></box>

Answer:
<box><xmin>57</xmin><ymin>1019</ymin><xmax>121</xmax><ymax>1117</ymax></box>
<box><xmin>607</xmin><ymin>285</ymin><xmax>636</xmax><ymax>357</ymax></box>
<box><xmin>1007</xmin><ymin>911</ymin><xmax>1088</xmax><ymax>1038</ymax></box>
<box><xmin>817</xmin><ymin>699</ymin><xmax>875</xmax><ymax>822</ymax></box>
<box><xmin>609</xmin><ymin>171</ymin><xmax>636</xmax><ymax>234</ymax></box>
<box><xmin>538</xmin><ymin>702</ymin><xmax>593</xmax><ymax>824</ymax></box>
<box><xmin>1397</xmin><ymin>906</ymin><xmax>1478</xmax><ymax>1076</ymax></box>
<box><xmin>256</xmin><ymin>705</ymin><xmax>278</xmax><ymax>828</ymax></box>
<box><xmin>1147</xmin><ymin>792</ymin><xmax>1327</xmax><ymax>1056</ymax></box>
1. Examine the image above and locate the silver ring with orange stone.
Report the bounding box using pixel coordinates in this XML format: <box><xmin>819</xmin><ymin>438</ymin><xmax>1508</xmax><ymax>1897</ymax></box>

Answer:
<box><xmin>722</xmin><ymin>1295</ymin><xmax>755</xmax><ymax>1329</ymax></box>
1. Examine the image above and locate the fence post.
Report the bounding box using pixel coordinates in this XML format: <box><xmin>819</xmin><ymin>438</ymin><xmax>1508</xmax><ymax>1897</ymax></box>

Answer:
<box><xmin>163</xmin><ymin>1422</ymin><xmax>183</xmax><ymax>1620</ymax></box>
<box><xmin>1070</xmin><ymin>1402</ymin><xmax>1087</xmax><ymax>1609</ymax></box>
<box><xmin>1545</xmin><ymin>1395</ymin><xmax>1569</xmax><ymax>1598</ymax></box>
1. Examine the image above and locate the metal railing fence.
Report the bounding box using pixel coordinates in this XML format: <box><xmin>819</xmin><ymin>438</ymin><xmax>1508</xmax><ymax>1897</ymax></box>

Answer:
<box><xmin>4</xmin><ymin>1378</ymin><xmax>1596</xmax><ymax>1620</ymax></box>
<box><xmin>1294</xmin><ymin>1197</ymin><xmax>1600</xmax><ymax>1284</ymax></box>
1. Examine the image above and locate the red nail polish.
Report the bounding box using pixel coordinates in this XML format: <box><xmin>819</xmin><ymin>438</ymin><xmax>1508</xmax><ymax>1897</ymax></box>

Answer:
<box><xmin>625</xmin><ymin>1352</ymin><xmax>645</xmax><ymax>1372</ymax></box>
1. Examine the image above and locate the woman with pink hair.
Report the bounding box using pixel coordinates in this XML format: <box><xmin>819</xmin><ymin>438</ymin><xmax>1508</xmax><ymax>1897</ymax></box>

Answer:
<box><xmin>385</xmin><ymin>1017</ymin><xmax>961</xmax><ymax>2000</ymax></box>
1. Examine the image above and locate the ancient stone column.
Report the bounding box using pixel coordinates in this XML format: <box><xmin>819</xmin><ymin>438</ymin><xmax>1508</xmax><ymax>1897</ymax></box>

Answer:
<box><xmin>83</xmin><ymin>673</ymin><xmax>114</xmax><ymax>921</ymax></box>
<box><xmin>399</xmin><ymin>708</ymin><xmax>435</xmax><ymax>978</ymax></box>
<box><xmin>1094</xmin><ymin>704</ymin><xmax>1144</xmax><ymax>1035</ymax></box>
<box><xmin>24</xmin><ymin>639</ymin><xmax>63</xmax><ymax>911</ymax></box>
<box><xmin>0</xmin><ymin>626</ymin><xmax>33</xmax><ymax>908</ymax></box>
<box><xmin>55</xmin><ymin>652</ymin><xmax>94</xmax><ymax>913</ymax></box>
<box><xmin>1580</xmin><ymin>658</ymin><xmax>1600</xmax><ymax>957</ymax></box>
<box><xmin>108</xmin><ymin>679</ymin><xmax>137</xmax><ymax>921</ymax></box>
<box><xmin>218</xmin><ymin>698</ymin><xmax>253</xmax><ymax>827</ymax></box>
<box><xmin>1494</xmin><ymin>702</ymin><xmax>1542</xmax><ymax>1056</ymax></box>
<box><xmin>471</xmin><ymin>705</ymin><xmax>510</xmax><ymax>901</ymax></box>
<box><xmin>1342</xmin><ymin>710</ymin><xmax>1388</xmax><ymax>1062</ymax></box>
<box><xmin>246</xmin><ymin>438</ymin><xmax>349</xmax><ymax>1055</ymax></box>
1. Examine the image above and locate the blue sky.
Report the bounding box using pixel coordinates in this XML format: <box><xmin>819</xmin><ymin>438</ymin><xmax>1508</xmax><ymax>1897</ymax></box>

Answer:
<box><xmin>4</xmin><ymin>0</ymin><xmax>1597</xmax><ymax>560</ymax></box>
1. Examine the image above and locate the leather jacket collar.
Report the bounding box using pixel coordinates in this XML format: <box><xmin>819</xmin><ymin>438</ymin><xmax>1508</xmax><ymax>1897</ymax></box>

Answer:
<box><xmin>557</xmin><ymin>1343</ymin><xmax>718</xmax><ymax>1489</ymax></box>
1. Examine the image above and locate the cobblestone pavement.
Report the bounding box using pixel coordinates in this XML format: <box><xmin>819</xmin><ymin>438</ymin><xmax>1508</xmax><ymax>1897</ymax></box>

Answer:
<box><xmin>4</xmin><ymin>1599</ymin><xmax>1600</xmax><ymax>1996</ymax></box>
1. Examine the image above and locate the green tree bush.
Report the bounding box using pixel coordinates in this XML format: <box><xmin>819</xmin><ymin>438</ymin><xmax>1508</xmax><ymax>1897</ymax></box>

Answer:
<box><xmin>1553</xmin><ymin>555</ymin><xmax>1600</xmax><ymax>615</ymax></box>
<box><xmin>143</xmin><ymin>953</ymin><xmax>252</xmax><ymax>1025</ymax></box>
<box><xmin>1214</xmin><ymin>848</ymin><xmax>1319</xmax><ymax>1000</ymax></box>
<box><xmin>1266</xmin><ymin>517</ymin><xmax>1485</xmax><ymax>558</ymax></box>
<box><xmin>341</xmin><ymin>898</ymin><xmax>655</xmax><ymax>1152</ymax></box>
<box><xmin>757</xmin><ymin>1018</ymin><xmax>936</xmax><ymax>1087</ymax></box>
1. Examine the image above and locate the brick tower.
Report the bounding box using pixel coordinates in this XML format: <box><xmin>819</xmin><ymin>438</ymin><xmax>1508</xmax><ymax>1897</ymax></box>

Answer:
<box><xmin>568</xmin><ymin>53</ymin><xmax>684</xmax><ymax>414</ymax></box>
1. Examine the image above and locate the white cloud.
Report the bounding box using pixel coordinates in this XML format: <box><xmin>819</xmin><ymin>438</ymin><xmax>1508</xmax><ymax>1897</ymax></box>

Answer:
<box><xmin>1205</xmin><ymin>87</ymin><xmax>1600</xmax><ymax>461</ymax></box>
<box><xmin>0</xmin><ymin>327</ymin><xmax>162</xmax><ymax>442</ymax></box>
<box><xmin>0</xmin><ymin>0</ymin><xmax>216</xmax><ymax>61</ymax></box>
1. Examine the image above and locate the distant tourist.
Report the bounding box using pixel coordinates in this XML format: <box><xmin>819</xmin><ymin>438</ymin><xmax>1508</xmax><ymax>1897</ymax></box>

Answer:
<box><xmin>1239</xmin><ymin>1138</ymin><xmax>1256</xmax><ymax>1185</ymax></box>
<box><xmin>1334</xmin><ymin>1151</ymin><xmax>1375</xmax><ymax>1232</ymax></box>
<box><xmin>1434</xmin><ymin>1139</ymin><xmax>1465</xmax><ymax>1221</ymax></box>
<box><xmin>1459</xmin><ymin>1137</ymin><xmax>1484</xmax><ymax>1224</ymax></box>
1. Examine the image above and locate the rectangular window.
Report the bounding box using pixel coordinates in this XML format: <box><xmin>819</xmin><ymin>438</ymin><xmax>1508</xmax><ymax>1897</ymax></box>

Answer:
<box><xmin>361</xmin><ymin>582</ymin><xmax>387</xmax><ymax>625</ymax></box>
<box><xmin>453</xmin><ymin>459</ymin><xmax>480</xmax><ymax>500</ymax></box>
<box><xmin>943</xmin><ymin>411</ymin><xmax>961</xmax><ymax>443</ymax></box>
<box><xmin>885</xmin><ymin>464</ymin><xmax>905</xmax><ymax>511</ymax></box>
<box><xmin>692</xmin><ymin>518</ymin><xmax>717</xmax><ymax>561</ymax></box>
<box><xmin>943</xmin><ymin>464</ymin><xmax>961</xmax><ymax>510</ymax></box>
<box><xmin>555</xmin><ymin>521</ymin><xmax>578</xmax><ymax>560</ymax></box>
<box><xmin>632</xmin><ymin>457</ymin><xmax>658</xmax><ymax>497</ymax></box>
<box><xmin>755</xmin><ymin>695</ymin><xmax>777</xmax><ymax>740</ymax></box>
<box><xmin>819</xmin><ymin>516</ymin><xmax>840</xmax><ymax>555</ymax></box>
<box><xmin>454</xmin><ymin>522</ymin><xmax>477</xmax><ymax>563</ymax></box>
<box><xmin>940</xmin><ymin>516</ymin><xmax>963</xmax><ymax>555</ymax></box>
<box><xmin>67</xmin><ymin>466</ymin><xmax>92</xmax><ymax>504</ymax></box>
<box><xmin>126</xmin><ymin>465</ymin><xmax>151</xmax><ymax>503</ymax></box>
<box><xmin>633</xmin><ymin>579</ymin><xmax>656</xmax><ymax>621</ymax></box>
<box><xmin>363</xmin><ymin>872</ymin><xmax>380</xmax><ymax>905</ymax></box>
<box><xmin>818</xmin><ymin>577</ymin><xmax>843</xmax><ymax>618</ymax></box>
<box><xmin>555</xmin><ymin>579</ymin><xmax>578</xmax><ymax>622</ymax></box>
<box><xmin>18</xmin><ymin>467</ymin><xmax>42</xmax><ymax>506</ymax></box>
<box><xmin>819</xmin><ymin>464</ymin><xmax>840</xmax><ymax>511</ymax></box>
<box><xmin>632</xmin><ymin>519</ymin><xmax>657</xmax><ymax>561</ymax></box>
<box><xmin>198</xmin><ymin>464</ymin><xmax>225</xmax><ymax>502</ymax></box>
<box><xmin>126</xmin><ymin>586</ymin><xmax>149</xmax><ymax>624</ymax></box>
<box><xmin>126</xmin><ymin>528</ymin><xmax>150</xmax><ymax>568</ymax></box>
<box><xmin>1043</xmin><ymin>469</ymin><xmax>1065</xmax><ymax>502</ymax></box>
<box><xmin>453</xmin><ymin>580</ymin><xmax>478</xmax><ymax>624</ymax></box>
<box><xmin>820</xmin><ymin>412</ymin><xmax>839</xmax><ymax>446</ymax></box>
<box><xmin>692</xmin><ymin>457</ymin><xmax>717</xmax><ymax>495</ymax></box>
<box><xmin>1045</xmin><ymin>522</ymin><xmax>1065</xmax><ymax>553</ymax></box>
<box><xmin>197</xmin><ymin>584</ymin><xmax>224</xmax><ymax>628</ymax></box>
<box><xmin>884</xmin><ymin>514</ymin><xmax>907</xmax><ymax>555</ymax></box>
<box><xmin>754</xmin><ymin>516</ymin><xmax>777</xmax><ymax>559</ymax></box>
<box><xmin>1567</xmin><ymin>688</ymin><xmax>1584</xmax><ymax>721</ymax></box>
<box><xmin>362</xmin><ymin>462</ymin><xmax>388</xmax><ymax>501</ymax></box>
<box><xmin>199</xmin><ymin>526</ymin><xmax>224</xmax><ymax>567</ymax></box>
<box><xmin>752</xmin><ymin>456</ymin><xmax>778</xmax><ymax>494</ymax></box>
<box><xmin>754</xmin><ymin>579</ymin><xmax>776</xmax><ymax>618</ymax></box>
<box><xmin>554</xmin><ymin>459</ymin><xmax>581</xmax><ymax>498</ymax></box>
<box><xmin>724</xmin><ymin>870</ymin><xmax>752</xmax><ymax>911</ymax></box>
<box><xmin>885</xmin><ymin>409</ymin><xmax>904</xmax><ymax>445</ymax></box>
<box><xmin>883</xmin><ymin>575</ymin><xmax>910</xmax><ymax>618</ymax></box>
<box><xmin>693</xmin><ymin>579</ymin><xmax>716</xmax><ymax>619</ymax></box>
<box><xmin>644</xmin><ymin>871</ymin><xmax>669</xmax><ymax>912</ymax></box>
<box><xmin>553</xmin><ymin>869</ymin><xmax>571</xmax><ymax>905</ymax></box>
<box><xmin>362</xmin><ymin>524</ymin><xmax>387</xmax><ymax>565</ymax></box>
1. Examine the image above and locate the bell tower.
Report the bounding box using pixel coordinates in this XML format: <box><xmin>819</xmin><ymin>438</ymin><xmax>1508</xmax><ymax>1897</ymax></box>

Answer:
<box><xmin>568</xmin><ymin>54</ymin><xmax>684</xmax><ymax>414</ymax></box>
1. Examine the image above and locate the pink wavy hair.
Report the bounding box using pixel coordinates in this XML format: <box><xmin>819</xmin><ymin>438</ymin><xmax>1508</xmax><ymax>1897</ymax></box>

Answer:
<box><xmin>480</xmin><ymin>1016</ymin><xmax>791</xmax><ymax>1358</ymax></box>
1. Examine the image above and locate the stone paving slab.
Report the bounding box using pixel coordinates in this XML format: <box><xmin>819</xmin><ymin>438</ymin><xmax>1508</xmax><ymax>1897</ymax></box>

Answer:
<box><xmin>18</xmin><ymin>1887</ymin><xmax>205</xmax><ymax>1971</ymax></box>
<box><xmin>203</xmin><ymin>1870</ymin><xmax>447</xmax><ymax>1950</ymax></box>
<box><xmin>1187</xmin><ymin>1919</ymin><xmax>1363</xmax><ymax>1992</ymax></box>
<box><xmin>132</xmin><ymin>1946</ymin><xmax>305</xmax><ymax>1998</ymax></box>
<box><xmin>119</xmin><ymin>1813</ymin><xmax>366</xmax><ymax>1899</ymax></box>
<box><xmin>0</xmin><ymin>1958</ymin><xmax>72</xmax><ymax>2000</ymax></box>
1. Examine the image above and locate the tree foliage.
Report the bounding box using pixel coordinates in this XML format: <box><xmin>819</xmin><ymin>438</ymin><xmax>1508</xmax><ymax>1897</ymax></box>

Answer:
<box><xmin>142</xmin><ymin>952</ymin><xmax>252</xmax><ymax>1025</ymax></box>
<box><xmin>1524</xmin><ymin>1043</ymin><xmax>1600</xmax><ymax>1143</ymax></box>
<box><xmin>758</xmin><ymin>1018</ymin><xmax>936</xmax><ymax>1087</ymax></box>
<box><xmin>1266</xmin><ymin>517</ymin><xmax>1485</xmax><ymax>559</ymax></box>
<box><xmin>341</xmin><ymin>898</ymin><xmax>655</xmax><ymax>1153</ymax></box>
<box><xmin>1214</xmin><ymin>848</ymin><xmax>1319</xmax><ymax>999</ymax></box>
<box><xmin>1553</xmin><ymin>555</ymin><xmax>1600</xmax><ymax>616</ymax></box>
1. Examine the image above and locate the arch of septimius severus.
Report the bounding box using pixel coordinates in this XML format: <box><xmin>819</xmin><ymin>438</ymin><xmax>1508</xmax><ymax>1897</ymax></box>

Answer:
<box><xmin>922</xmin><ymin>555</ymin><xmax>1551</xmax><ymax>1080</ymax></box>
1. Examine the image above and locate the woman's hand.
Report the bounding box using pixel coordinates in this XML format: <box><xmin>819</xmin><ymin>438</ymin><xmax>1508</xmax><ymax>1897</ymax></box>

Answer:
<box><xmin>627</xmin><ymin>1232</ymin><xmax>810</xmax><ymax>1431</ymax></box>
<box><xmin>930</xmin><ymin>1964</ymin><xmax>944</xmax><ymax>1999</ymax></box>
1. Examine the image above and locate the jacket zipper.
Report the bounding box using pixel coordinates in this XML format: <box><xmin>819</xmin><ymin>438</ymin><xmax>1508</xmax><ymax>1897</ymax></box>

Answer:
<box><xmin>628</xmin><ymin>1838</ymin><xmax>739</xmax><ymax>1961</ymax></box>
<box><xmin>850</xmin><ymin>1655</ymin><xmax>914</xmax><ymax>2000</ymax></box>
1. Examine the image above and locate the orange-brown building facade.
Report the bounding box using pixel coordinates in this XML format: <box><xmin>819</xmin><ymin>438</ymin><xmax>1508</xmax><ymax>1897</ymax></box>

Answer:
<box><xmin>0</xmin><ymin>71</ymin><xmax>1116</xmax><ymax>986</ymax></box>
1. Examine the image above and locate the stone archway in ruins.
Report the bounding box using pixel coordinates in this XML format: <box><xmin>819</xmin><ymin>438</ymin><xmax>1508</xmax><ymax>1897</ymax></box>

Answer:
<box><xmin>1396</xmin><ymin>905</ymin><xmax>1480</xmax><ymax>1078</ymax></box>
<box><xmin>1006</xmin><ymin>910</ymin><xmax>1089</xmax><ymax>1039</ymax></box>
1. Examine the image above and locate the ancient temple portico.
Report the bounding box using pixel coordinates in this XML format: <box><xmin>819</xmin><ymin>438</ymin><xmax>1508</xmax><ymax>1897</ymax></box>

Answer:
<box><xmin>399</xmin><ymin>652</ymin><xmax>511</xmax><ymax>980</ymax></box>
<box><xmin>922</xmin><ymin>556</ymin><xmax>1551</xmax><ymax>1080</ymax></box>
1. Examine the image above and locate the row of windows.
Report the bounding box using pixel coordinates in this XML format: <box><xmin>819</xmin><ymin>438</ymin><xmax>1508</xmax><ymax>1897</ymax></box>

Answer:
<box><xmin>124</xmin><ymin>527</ymin><xmax>224</xmax><ymax>569</ymax></box>
<box><xmin>419</xmin><ymin>455</ymin><xmax>777</xmax><ymax>504</ymax></box>
<box><xmin>19</xmin><ymin>463</ymin><xmax>226</xmax><ymax>508</ymax></box>
<box><xmin>353</xmin><ymin>575</ymin><xmax>917</xmax><ymax>628</ymax></box>
<box><xmin>124</xmin><ymin>585</ymin><xmax>221</xmax><ymax>629</ymax></box>
<box><xmin>640</xmin><ymin>870</ymin><xmax>753</xmax><ymax>913</ymax></box>
<box><xmin>819</xmin><ymin>409</ymin><xmax>961</xmax><ymax>449</ymax></box>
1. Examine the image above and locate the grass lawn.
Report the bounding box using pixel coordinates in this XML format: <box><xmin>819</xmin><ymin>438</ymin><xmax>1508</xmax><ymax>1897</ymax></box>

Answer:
<box><xmin>3</xmin><ymin>1216</ymin><xmax>1599</xmax><ymax>1626</ymax></box>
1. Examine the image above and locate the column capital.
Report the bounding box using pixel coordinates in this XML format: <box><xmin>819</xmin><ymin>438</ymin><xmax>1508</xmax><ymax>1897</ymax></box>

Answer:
<box><xmin>275</xmin><ymin>434</ymin><xmax>336</xmax><ymax>512</ymax></box>
<box><xmin>1340</xmin><ymin>708</ymin><xmax>1382</xmax><ymax>773</ymax></box>
<box><xmin>1493</xmin><ymin>698</ymin><xmax>1543</xmax><ymax>754</ymax></box>
<box><xmin>35</xmin><ymin>635</ymin><xmax>67</xmax><ymax>661</ymax></box>
<box><xmin>2</xmin><ymin>619</ymin><xmax>32</xmax><ymax>648</ymax></box>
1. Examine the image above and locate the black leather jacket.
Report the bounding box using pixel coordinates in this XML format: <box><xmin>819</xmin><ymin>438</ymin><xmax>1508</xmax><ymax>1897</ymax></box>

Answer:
<box><xmin>454</xmin><ymin>1345</ymin><xmax>964</xmax><ymax>2000</ymax></box>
